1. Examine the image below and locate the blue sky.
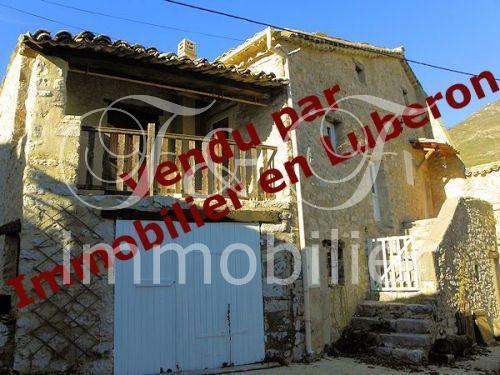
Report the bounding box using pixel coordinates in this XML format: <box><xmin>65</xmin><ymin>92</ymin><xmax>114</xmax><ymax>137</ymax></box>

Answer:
<box><xmin>0</xmin><ymin>0</ymin><xmax>498</xmax><ymax>127</ymax></box>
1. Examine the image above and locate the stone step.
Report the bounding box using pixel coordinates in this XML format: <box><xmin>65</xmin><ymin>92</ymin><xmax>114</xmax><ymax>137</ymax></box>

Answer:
<box><xmin>358</xmin><ymin>301</ymin><xmax>434</xmax><ymax>319</ymax></box>
<box><xmin>351</xmin><ymin>316</ymin><xmax>433</xmax><ymax>334</ymax></box>
<box><xmin>378</xmin><ymin>332</ymin><xmax>433</xmax><ymax>348</ymax></box>
<box><xmin>374</xmin><ymin>346</ymin><xmax>428</xmax><ymax>365</ymax></box>
<box><xmin>411</xmin><ymin>218</ymin><xmax>437</xmax><ymax>228</ymax></box>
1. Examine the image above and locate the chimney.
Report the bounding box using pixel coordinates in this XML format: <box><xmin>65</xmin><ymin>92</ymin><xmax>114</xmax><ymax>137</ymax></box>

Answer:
<box><xmin>178</xmin><ymin>38</ymin><xmax>196</xmax><ymax>60</ymax></box>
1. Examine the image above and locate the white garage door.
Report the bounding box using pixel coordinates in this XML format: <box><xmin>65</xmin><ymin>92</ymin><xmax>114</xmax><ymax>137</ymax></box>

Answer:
<box><xmin>114</xmin><ymin>221</ymin><xmax>265</xmax><ymax>375</ymax></box>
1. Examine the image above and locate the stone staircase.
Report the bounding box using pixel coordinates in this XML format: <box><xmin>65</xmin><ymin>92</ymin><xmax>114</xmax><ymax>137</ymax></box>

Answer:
<box><xmin>350</xmin><ymin>300</ymin><xmax>437</xmax><ymax>364</ymax></box>
<box><xmin>406</xmin><ymin>218</ymin><xmax>437</xmax><ymax>252</ymax></box>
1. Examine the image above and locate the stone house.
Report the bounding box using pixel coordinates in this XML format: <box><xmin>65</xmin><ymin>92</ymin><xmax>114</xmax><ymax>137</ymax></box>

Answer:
<box><xmin>0</xmin><ymin>28</ymin><xmax>498</xmax><ymax>373</ymax></box>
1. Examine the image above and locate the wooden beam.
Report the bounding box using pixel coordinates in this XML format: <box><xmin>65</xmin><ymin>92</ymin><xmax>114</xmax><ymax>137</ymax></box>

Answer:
<box><xmin>100</xmin><ymin>208</ymin><xmax>280</xmax><ymax>223</ymax></box>
<box><xmin>35</xmin><ymin>45</ymin><xmax>283</xmax><ymax>105</ymax></box>
<box><xmin>71</xmin><ymin>68</ymin><xmax>271</xmax><ymax>106</ymax></box>
<box><xmin>424</xmin><ymin>149</ymin><xmax>435</xmax><ymax>160</ymax></box>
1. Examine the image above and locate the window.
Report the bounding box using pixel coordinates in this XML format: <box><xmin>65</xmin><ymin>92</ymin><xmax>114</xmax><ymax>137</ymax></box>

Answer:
<box><xmin>354</xmin><ymin>61</ymin><xmax>366</xmax><ymax>84</ymax></box>
<box><xmin>369</xmin><ymin>163</ymin><xmax>382</xmax><ymax>222</ymax></box>
<box><xmin>326</xmin><ymin>118</ymin><xmax>342</xmax><ymax>153</ymax></box>
<box><xmin>474</xmin><ymin>264</ymin><xmax>480</xmax><ymax>281</ymax></box>
<box><xmin>0</xmin><ymin>295</ymin><xmax>11</xmax><ymax>315</ymax></box>
<box><xmin>3</xmin><ymin>233</ymin><xmax>20</xmax><ymax>279</ymax></box>
<box><xmin>402</xmin><ymin>88</ymin><xmax>409</xmax><ymax>105</ymax></box>
<box><xmin>323</xmin><ymin>239</ymin><xmax>345</xmax><ymax>286</ymax></box>
<box><xmin>327</xmin><ymin>125</ymin><xmax>338</xmax><ymax>153</ymax></box>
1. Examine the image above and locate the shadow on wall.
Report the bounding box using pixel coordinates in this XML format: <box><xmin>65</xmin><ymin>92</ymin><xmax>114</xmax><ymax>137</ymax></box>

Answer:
<box><xmin>413</xmin><ymin>197</ymin><xmax>497</xmax><ymax>338</ymax></box>
<box><xmin>433</xmin><ymin>198</ymin><xmax>498</xmax><ymax>337</ymax></box>
<box><xmin>428</xmin><ymin>156</ymin><xmax>467</xmax><ymax>217</ymax></box>
<box><xmin>0</xmin><ymin>137</ymin><xmax>27</xmax><ymax>226</ymax></box>
<box><xmin>0</xmin><ymin>161</ymin><xmax>116</xmax><ymax>373</ymax></box>
<box><xmin>0</xmin><ymin>137</ymin><xmax>26</xmax><ymax>371</ymax></box>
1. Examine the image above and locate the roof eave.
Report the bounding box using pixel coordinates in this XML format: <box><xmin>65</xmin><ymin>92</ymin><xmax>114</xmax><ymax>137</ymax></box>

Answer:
<box><xmin>21</xmin><ymin>29</ymin><xmax>288</xmax><ymax>106</ymax></box>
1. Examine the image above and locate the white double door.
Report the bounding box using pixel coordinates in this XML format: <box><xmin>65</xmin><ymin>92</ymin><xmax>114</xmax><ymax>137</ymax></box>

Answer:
<box><xmin>114</xmin><ymin>221</ymin><xmax>265</xmax><ymax>374</ymax></box>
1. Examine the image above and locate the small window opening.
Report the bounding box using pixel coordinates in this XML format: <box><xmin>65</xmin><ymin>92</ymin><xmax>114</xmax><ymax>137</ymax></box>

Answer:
<box><xmin>323</xmin><ymin>239</ymin><xmax>345</xmax><ymax>286</ymax></box>
<box><xmin>369</xmin><ymin>163</ymin><xmax>382</xmax><ymax>222</ymax></box>
<box><xmin>0</xmin><ymin>295</ymin><xmax>11</xmax><ymax>315</ymax></box>
<box><xmin>474</xmin><ymin>264</ymin><xmax>480</xmax><ymax>281</ymax></box>
<box><xmin>326</xmin><ymin>119</ymin><xmax>342</xmax><ymax>153</ymax></box>
<box><xmin>3</xmin><ymin>233</ymin><xmax>20</xmax><ymax>279</ymax></box>
<box><xmin>402</xmin><ymin>88</ymin><xmax>409</xmax><ymax>105</ymax></box>
<box><xmin>354</xmin><ymin>61</ymin><xmax>366</xmax><ymax>84</ymax></box>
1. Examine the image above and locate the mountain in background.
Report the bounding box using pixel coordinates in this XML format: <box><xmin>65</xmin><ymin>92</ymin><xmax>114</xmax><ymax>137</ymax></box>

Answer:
<box><xmin>448</xmin><ymin>100</ymin><xmax>500</xmax><ymax>167</ymax></box>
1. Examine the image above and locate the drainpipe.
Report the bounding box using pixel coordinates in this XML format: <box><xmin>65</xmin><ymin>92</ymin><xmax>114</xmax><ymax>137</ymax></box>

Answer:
<box><xmin>267</xmin><ymin>29</ymin><xmax>313</xmax><ymax>357</ymax></box>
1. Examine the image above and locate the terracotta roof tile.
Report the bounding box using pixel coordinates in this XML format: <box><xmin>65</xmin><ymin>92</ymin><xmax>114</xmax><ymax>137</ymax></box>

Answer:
<box><xmin>22</xmin><ymin>30</ymin><xmax>287</xmax><ymax>88</ymax></box>
<box><xmin>466</xmin><ymin>161</ymin><xmax>500</xmax><ymax>177</ymax></box>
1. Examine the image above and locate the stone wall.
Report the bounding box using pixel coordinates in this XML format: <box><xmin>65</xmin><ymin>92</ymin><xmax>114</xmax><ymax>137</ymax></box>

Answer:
<box><xmin>0</xmin><ymin>41</ymin><xmax>35</xmax><ymax>371</ymax></box>
<box><xmin>431</xmin><ymin>198</ymin><xmax>498</xmax><ymax>337</ymax></box>
<box><xmin>460</xmin><ymin>164</ymin><xmax>500</xmax><ymax>336</ymax></box>
<box><xmin>0</xmin><ymin>43</ymin><xmax>32</xmax><ymax>228</ymax></box>
<box><xmin>3</xmin><ymin>49</ymin><xmax>117</xmax><ymax>373</ymax></box>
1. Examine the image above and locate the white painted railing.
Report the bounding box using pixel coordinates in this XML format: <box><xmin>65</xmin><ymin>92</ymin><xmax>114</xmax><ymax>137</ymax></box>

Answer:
<box><xmin>367</xmin><ymin>235</ymin><xmax>419</xmax><ymax>292</ymax></box>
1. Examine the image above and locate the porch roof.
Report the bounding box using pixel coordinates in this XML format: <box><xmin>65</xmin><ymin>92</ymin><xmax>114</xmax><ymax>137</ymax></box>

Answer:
<box><xmin>21</xmin><ymin>30</ymin><xmax>287</xmax><ymax>105</ymax></box>
<box><xmin>410</xmin><ymin>138</ymin><xmax>459</xmax><ymax>156</ymax></box>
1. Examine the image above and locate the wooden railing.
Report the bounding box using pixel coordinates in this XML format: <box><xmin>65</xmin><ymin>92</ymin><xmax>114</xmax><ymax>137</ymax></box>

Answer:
<box><xmin>77</xmin><ymin>125</ymin><xmax>277</xmax><ymax>200</ymax></box>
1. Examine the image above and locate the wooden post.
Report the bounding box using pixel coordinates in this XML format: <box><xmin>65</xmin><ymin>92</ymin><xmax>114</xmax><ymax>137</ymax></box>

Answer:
<box><xmin>116</xmin><ymin>133</ymin><xmax>126</xmax><ymax>191</ymax></box>
<box><xmin>187</xmin><ymin>140</ymin><xmax>196</xmax><ymax>195</ymax></box>
<box><xmin>250</xmin><ymin>148</ymin><xmax>258</xmax><ymax>200</ymax></box>
<box><xmin>147</xmin><ymin>123</ymin><xmax>156</xmax><ymax>196</ymax></box>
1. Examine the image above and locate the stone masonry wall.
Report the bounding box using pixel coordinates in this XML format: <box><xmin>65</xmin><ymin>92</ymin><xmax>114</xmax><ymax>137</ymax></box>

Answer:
<box><xmin>0</xmin><ymin>42</ymin><xmax>33</xmax><ymax>227</ymax></box>
<box><xmin>433</xmin><ymin>198</ymin><xmax>498</xmax><ymax>337</ymax></box>
<box><xmin>0</xmin><ymin>41</ymin><xmax>37</xmax><ymax>371</ymax></box>
<box><xmin>461</xmin><ymin>166</ymin><xmax>500</xmax><ymax>336</ymax></box>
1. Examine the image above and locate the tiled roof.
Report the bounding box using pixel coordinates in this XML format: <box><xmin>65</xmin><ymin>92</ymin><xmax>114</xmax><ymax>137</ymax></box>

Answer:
<box><xmin>466</xmin><ymin>161</ymin><xmax>500</xmax><ymax>177</ymax></box>
<box><xmin>22</xmin><ymin>30</ymin><xmax>287</xmax><ymax>88</ymax></box>
<box><xmin>280</xmin><ymin>30</ymin><xmax>404</xmax><ymax>56</ymax></box>
<box><xmin>217</xmin><ymin>28</ymin><xmax>404</xmax><ymax>62</ymax></box>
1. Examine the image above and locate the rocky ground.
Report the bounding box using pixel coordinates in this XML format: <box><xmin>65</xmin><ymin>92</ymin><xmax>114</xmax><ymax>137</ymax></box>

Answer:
<box><xmin>233</xmin><ymin>345</ymin><xmax>500</xmax><ymax>375</ymax></box>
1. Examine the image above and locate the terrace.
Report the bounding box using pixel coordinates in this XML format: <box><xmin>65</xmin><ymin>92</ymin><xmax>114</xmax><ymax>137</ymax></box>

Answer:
<box><xmin>77</xmin><ymin>122</ymin><xmax>278</xmax><ymax>200</ymax></box>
